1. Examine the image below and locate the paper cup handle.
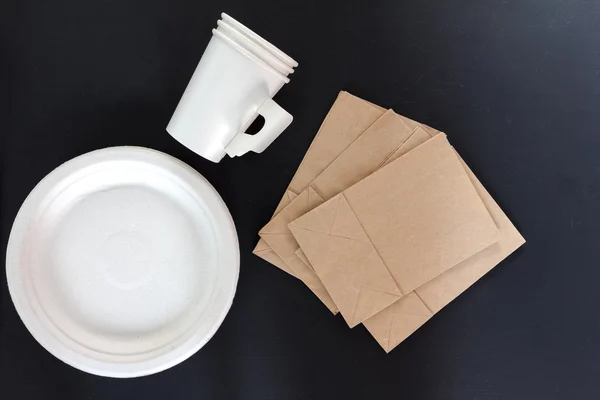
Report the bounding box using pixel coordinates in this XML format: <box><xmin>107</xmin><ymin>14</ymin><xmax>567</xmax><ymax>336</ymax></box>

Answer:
<box><xmin>225</xmin><ymin>99</ymin><xmax>293</xmax><ymax>158</ymax></box>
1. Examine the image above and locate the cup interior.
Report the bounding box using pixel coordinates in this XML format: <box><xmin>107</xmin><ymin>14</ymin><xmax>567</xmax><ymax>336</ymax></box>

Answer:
<box><xmin>216</xmin><ymin>20</ymin><xmax>294</xmax><ymax>76</ymax></box>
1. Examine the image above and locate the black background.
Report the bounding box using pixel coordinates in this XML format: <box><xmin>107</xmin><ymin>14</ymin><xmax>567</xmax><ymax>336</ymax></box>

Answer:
<box><xmin>2</xmin><ymin>0</ymin><xmax>600</xmax><ymax>399</ymax></box>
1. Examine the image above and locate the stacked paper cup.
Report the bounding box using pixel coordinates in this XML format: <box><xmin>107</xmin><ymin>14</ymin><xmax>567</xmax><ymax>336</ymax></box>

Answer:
<box><xmin>216</xmin><ymin>13</ymin><xmax>298</xmax><ymax>80</ymax></box>
<box><xmin>167</xmin><ymin>13</ymin><xmax>298</xmax><ymax>163</ymax></box>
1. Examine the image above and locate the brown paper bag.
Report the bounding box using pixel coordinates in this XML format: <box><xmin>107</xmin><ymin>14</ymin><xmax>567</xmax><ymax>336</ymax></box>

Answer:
<box><xmin>289</xmin><ymin>134</ymin><xmax>499</xmax><ymax>327</ymax></box>
<box><xmin>256</xmin><ymin>94</ymin><xmax>524</xmax><ymax>351</ymax></box>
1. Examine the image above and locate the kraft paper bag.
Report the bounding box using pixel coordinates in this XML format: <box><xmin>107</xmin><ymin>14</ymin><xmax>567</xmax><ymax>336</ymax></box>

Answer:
<box><xmin>255</xmin><ymin>93</ymin><xmax>524</xmax><ymax>351</ymax></box>
<box><xmin>289</xmin><ymin>134</ymin><xmax>500</xmax><ymax>328</ymax></box>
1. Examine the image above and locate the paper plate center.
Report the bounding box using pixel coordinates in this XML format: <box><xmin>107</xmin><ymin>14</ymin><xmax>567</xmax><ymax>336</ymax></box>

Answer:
<box><xmin>99</xmin><ymin>230</ymin><xmax>155</xmax><ymax>289</ymax></box>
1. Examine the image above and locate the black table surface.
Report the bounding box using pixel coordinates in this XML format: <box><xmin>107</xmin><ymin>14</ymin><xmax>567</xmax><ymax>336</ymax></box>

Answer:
<box><xmin>2</xmin><ymin>1</ymin><xmax>600</xmax><ymax>399</ymax></box>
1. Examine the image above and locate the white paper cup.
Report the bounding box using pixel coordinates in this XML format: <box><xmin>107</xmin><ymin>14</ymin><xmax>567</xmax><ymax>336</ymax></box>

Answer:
<box><xmin>166</xmin><ymin>28</ymin><xmax>293</xmax><ymax>163</ymax></box>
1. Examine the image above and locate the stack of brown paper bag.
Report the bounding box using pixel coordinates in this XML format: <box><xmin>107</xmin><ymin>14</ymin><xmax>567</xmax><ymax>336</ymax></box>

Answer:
<box><xmin>254</xmin><ymin>91</ymin><xmax>525</xmax><ymax>353</ymax></box>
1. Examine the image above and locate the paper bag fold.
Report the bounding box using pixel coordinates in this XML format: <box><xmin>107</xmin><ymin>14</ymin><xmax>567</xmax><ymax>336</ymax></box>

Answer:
<box><xmin>259</xmin><ymin>187</ymin><xmax>340</xmax><ymax>313</ymax></box>
<box><xmin>289</xmin><ymin>194</ymin><xmax>403</xmax><ymax>327</ymax></box>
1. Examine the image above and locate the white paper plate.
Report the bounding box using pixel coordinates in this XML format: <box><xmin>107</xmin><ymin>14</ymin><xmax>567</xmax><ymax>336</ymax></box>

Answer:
<box><xmin>6</xmin><ymin>147</ymin><xmax>239</xmax><ymax>377</ymax></box>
